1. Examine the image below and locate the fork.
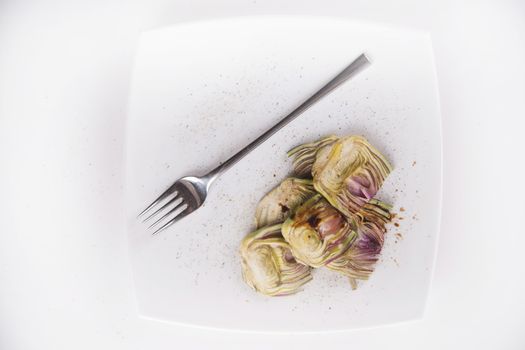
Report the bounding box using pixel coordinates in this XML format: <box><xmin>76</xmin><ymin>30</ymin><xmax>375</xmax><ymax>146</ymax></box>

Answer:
<box><xmin>139</xmin><ymin>53</ymin><xmax>371</xmax><ymax>234</ymax></box>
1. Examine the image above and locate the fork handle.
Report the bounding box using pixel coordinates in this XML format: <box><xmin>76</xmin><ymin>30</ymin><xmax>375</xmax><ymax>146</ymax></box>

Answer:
<box><xmin>205</xmin><ymin>53</ymin><xmax>371</xmax><ymax>185</ymax></box>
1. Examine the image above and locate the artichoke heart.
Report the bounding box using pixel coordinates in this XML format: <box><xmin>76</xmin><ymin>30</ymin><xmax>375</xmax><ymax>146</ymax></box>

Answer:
<box><xmin>326</xmin><ymin>199</ymin><xmax>391</xmax><ymax>281</ymax></box>
<box><xmin>255</xmin><ymin>178</ymin><xmax>317</xmax><ymax>228</ymax></box>
<box><xmin>307</xmin><ymin>135</ymin><xmax>392</xmax><ymax>218</ymax></box>
<box><xmin>281</xmin><ymin>195</ymin><xmax>357</xmax><ymax>268</ymax></box>
<box><xmin>240</xmin><ymin>224</ymin><xmax>312</xmax><ymax>296</ymax></box>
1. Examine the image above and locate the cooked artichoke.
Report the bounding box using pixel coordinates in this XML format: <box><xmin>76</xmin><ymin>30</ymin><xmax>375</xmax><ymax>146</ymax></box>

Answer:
<box><xmin>281</xmin><ymin>195</ymin><xmax>357</xmax><ymax>268</ymax></box>
<box><xmin>240</xmin><ymin>224</ymin><xmax>312</xmax><ymax>296</ymax></box>
<box><xmin>326</xmin><ymin>199</ymin><xmax>391</xmax><ymax>281</ymax></box>
<box><xmin>289</xmin><ymin>135</ymin><xmax>392</xmax><ymax>218</ymax></box>
<box><xmin>242</xmin><ymin>134</ymin><xmax>393</xmax><ymax>296</ymax></box>
<box><xmin>255</xmin><ymin>178</ymin><xmax>317</xmax><ymax>228</ymax></box>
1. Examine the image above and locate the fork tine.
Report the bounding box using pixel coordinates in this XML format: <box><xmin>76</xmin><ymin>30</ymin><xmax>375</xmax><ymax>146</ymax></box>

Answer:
<box><xmin>152</xmin><ymin>207</ymin><xmax>190</xmax><ymax>235</ymax></box>
<box><xmin>138</xmin><ymin>184</ymin><xmax>177</xmax><ymax>217</ymax></box>
<box><xmin>142</xmin><ymin>194</ymin><xmax>181</xmax><ymax>223</ymax></box>
<box><xmin>148</xmin><ymin>201</ymin><xmax>186</xmax><ymax>229</ymax></box>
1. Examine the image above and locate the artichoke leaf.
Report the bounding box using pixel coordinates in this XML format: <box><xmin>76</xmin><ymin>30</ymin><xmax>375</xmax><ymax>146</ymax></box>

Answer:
<box><xmin>287</xmin><ymin>135</ymin><xmax>338</xmax><ymax>177</ymax></box>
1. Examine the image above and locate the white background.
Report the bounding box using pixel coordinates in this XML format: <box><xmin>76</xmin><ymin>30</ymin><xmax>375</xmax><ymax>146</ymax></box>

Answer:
<box><xmin>1</xmin><ymin>0</ymin><xmax>524</xmax><ymax>349</ymax></box>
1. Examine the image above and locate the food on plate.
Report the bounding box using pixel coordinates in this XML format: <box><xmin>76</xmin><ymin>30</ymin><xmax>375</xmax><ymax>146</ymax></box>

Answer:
<box><xmin>240</xmin><ymin>224</ymin><xmax>312</xmax><ymax>296</ymax></box>
<box><xmin>325</xmin><ymin>199</ymin><xmax>391</xmax><ymax>286</ymax></box>
<box><xmin>281</xmin><ymin>194</ymin><xmax>356</xmax><ymax>267</ymax></box>
<box><xmin>282</xmin><ymin>196</ymin><xmax>391</xmax><ymax>287</ymax></box>
<box><xmin>289</xmin><ymin>135</ymin><xmax>392</xmax><ymax>219</ymax></box>
<box><xmin>240</xmin><ymin>134</ymin><xmax>393</xmax><ymax>296</ymax></box>
<box><xmin>255</xmin><ymin>177</ymin><xmax>316</xmax><ymax>228</ymax></box>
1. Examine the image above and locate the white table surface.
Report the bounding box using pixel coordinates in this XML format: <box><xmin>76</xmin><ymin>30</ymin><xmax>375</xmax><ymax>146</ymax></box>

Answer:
<box><xmin>1</xmin><ymin>1</ymin><xmax>524</xmax><ymax>349</ymax></box>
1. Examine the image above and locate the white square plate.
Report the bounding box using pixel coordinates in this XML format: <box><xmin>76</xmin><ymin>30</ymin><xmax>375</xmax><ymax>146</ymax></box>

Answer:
<box><xmin>125</xmin><ymin>17</ymin><xmax>442</xmax><ymax>332</ymax></box>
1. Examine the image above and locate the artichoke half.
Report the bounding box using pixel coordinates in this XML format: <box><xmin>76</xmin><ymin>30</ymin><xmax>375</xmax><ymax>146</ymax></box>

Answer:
<box><xmin>240</xmin><ymin>224</ymin><xmax>312</xmax><ymax>296</ymax></box>
<box><xmin>289</xmin><ymin>135</ymin><xmax>392</xmax><ymax>219</ymax></box>
<box><xmin>326</xmin><ymin>199</ymin><xmax>391</xmax><ymax>281</ymax></box>
<box><xmin>255</xmin><ymin>178</ymin><xmax>317</xmax><ymax>228</ymax></box>
<box><xmin>281</xmin><ymin>195</ymin><xmax>357</xmax><ymax>268</ymax></box>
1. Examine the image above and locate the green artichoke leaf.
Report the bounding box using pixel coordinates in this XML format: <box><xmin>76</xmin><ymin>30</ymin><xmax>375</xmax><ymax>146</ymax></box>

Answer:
<box><xmin>287</xmin><ymin>135</ymin><xmax>338</xmax><ymax>177</ymax></box>
<box><xmin>240</xmin><ymin>224</ymin><xmax>312</xmax><ymax>296</ymax></box>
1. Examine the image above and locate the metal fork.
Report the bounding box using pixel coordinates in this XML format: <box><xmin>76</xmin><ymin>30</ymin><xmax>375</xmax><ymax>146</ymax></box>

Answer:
<box><xmin>139</xmin><ymin>53</ymin><xmax>371</xmax><ymax>234</ymax></box>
